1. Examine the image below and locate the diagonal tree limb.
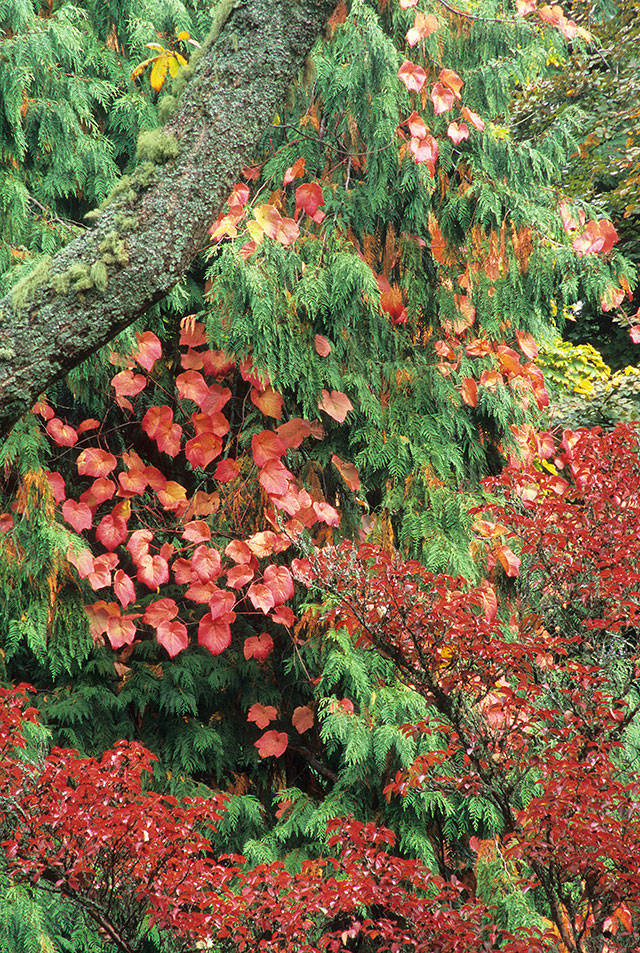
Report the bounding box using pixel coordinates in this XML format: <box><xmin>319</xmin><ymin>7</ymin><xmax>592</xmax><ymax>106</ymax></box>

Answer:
<box><xmin>0</xmin><ymin>0</ymin><xmax>336</xmax><ymax>439</ymax></box>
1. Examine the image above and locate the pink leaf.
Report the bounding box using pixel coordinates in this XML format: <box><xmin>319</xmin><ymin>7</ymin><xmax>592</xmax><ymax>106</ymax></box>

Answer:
<box><xmin>254</xmin><ymin>729</ymin><xmax>288</xmax><ymax>759</ymax></box>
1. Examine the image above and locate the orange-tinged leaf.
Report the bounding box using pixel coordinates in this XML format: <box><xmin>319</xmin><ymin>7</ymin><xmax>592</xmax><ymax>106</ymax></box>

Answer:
<box><xmin>254</xmin><ymin>729</ymin><xmax>288</xmax><ymax>758</ymax></box>
<box><xmin>198</xmin><ymin>613</ymin><xmax>231</xmax><ymax>655</ymax></box>
<box><xmin>248</xmin><ymin>581</ymin><xmax>276</xmax><ymax>614</ymax></box>
<box><xmin>253</xmin><ymin>203</ymin><xmax>282</xmax><ymax>240</ymax></box>
<box><xmin>88</xmin><ymin>553</ymin><xmax>118</xmax><ymax>591</ymax></box>
<box><xmin>515</xmin><ymin>330</ymin><xmax>538</xmax><ymax>360</ymax></box>
<box><xmin>156</xmin><ymin>481</ymin><xmax>187</xmax><ymax>511</ymax></box>
<box><xmin>142</xmin><ymin>597</ymin><xmax>179</xmax><ymax>627</ymax></box>
<box><xmin>461</xmin><ymin>377</ymin><xmax>478</xmax><ymax>407</ymax></box>
<box><xmin>142</xmin><ymin>406</ymin><xmax>182</xmax><ymax>457</ymax></box>
<box><xmin>127</xmin><ymin>528</ymin><xmax>153</xmax><ymax>564</ymax></box>
<box><xmin>447</xmin><ymin>121</ymin><xmax>469</xmax><ymax>144</ymax></box>
<box><xmin>250</xmin><ymin>386</ymin><xmax>284</xmax><ymax>419</ymax></box>
<box><xmin>410</xmin><ymin>135</ymin><xmax>438</xmax><ymax>169</ymax></box>
<box><xmin>225</xmin><ymin>539</ymin><xmax>253</xmax><ymax>564</ymax></box>
<box><xmin>398</xmin><ymin>59</ymin><xmax>427</xmax><ymax>93</ymax></box>
<box><xmin>191</xmin><ymin>544</ymin><xmax>221</xmax><ymax>582</ymax></box>
<box><xmin>292</xmin><ymin>705</ymin><xmax>314</xmax><ymax>734</ymax></box>
<box><xmin>182</xmin><ymin>520</ymin><xmax>211</xmax><ymax>543</ymax></box>
<box><xmin>185</xmin><ymin>432</ymin><xmax>222</xmax><ymax>469</ymax></box>
<box><xmin>46</xmin><ymin>418</ymin><xmax>78</xmax><ymax>447</ymax></box>
<box><xmin>283</xmin><ymin>156</ymin><xmax>306</xmax><ymax>185</ymax></box>
<box><xmin>227</xmin><ymin>564</ymin><xmax>255</xmax><ymax>588</ymax></box>
<box><xmin>67</xmin><ymin>546</ymin><xmax>94</xmax><ymax>579</ymax></box>
<box><xmin>246</xmin><ymin>530</ymin><xmax>281</xmax><ymax>558</ymax></box>
<box><xmin>277</xmin><ymin>418</ymin><xmax>312</xmax><ymax>449</ymax></box>
<box><xmin>179</xmin><ymin>319</ymin><xmax>207</xmax><ymax>347</ymax></box>
<box><xmin>134</xmin><ymin>330</ymin><xmax>162</xmax><ymax>371</ymax></box>
<box><xmin>214</xmin><ymin>458</ymin><xmax>239</xmax><ymax>482</ymax></box>
<box><xmin>62</xmin><ymin>500</ymin><xmax>92</xmax><ymax>532</ymax></box>
<box><xmin>106</xmin><ymin>611</ymin><xmax>137</xmax><ymax>650</ymax></box>
<box><xmin>176</xmin><ymin>370</ymin><xmax>210</xmax><ymax>407</ymax></box>
<box><xmin>156</xmin><ymin>619</ymin><xmax>188</xmax><ymax>657</ymax></box>
<box><xmin>295</xmin><ymin>182</ymin><xmax>324</xmax><ymax>219</ymax></box>
<box><xmin>137</xmin><ymin>554</ymin><xmax>170</xmax><ymax>589</ymax></box>
<box><xmin>406</xmin><ymin>111</ymin><xmax>427</xmax><ymax>138</ymax></box>
<box><xmin>244</xmin><ymin>632</ymin><xmax>274</xmax><ymax>661</ymax></box>
<box><xmin>248</xmin><ymin>702</ymin><xmax>278</xmax><ymax>728</ymax></box>
<box><xmin>111</xmin><ymin>369</ymin><xmax>146</xmax><ymax>398</ymax></box>
<box><xmin>77</xmin><ymin>448</ymin><xmax>117</xmax><ymax>478</ymax></box>
<box><xmin>313</xmin><ymin>501</ymin><xmax>340</xmax><ymax>526</ymax></box>
<box><xmin>272</xmin><ymin>605</ymin><xmax>295</xmax><ymax>626</ymax></box>
<box><xmin>431</xmin><ymin>82</ymin><xmax>454</xmax><ymax>114</ymax></box>
<box><xmin>76</xmin><ymin>417</ymin><xmax>100</xmax><ymax>434</ymax></box>
<box><xmin>406</xmin><ymin>11</ymin><xmax>438</xmax><ymax>44</ymax></box>
<box><xmin>461</xmin><ymin>106</ymin><xmax>485</xmax><ymax>131</ymax></box>
<box><xmin>208</xmin><ymin>588</ymin><xmax>236</xmax><ymax>621</ymax></box>
<box><xmin>114</xmin><ymin>569</ymin><xmax>136</xmax><ymax>607</ymax></box>
<box><xmin>252</xmin><ymin>430</ymin><xmax>286</xmax><ymax>467</ymax></box>
<box><xmin>496</xmin><ymin>545</ymin><xmax>521</xmax><ymax>577</ymax></box>
<box><xmin>318</xmin><ymin>389</ymin><xmax>353</xmax><ymax>423</ymax></box>
<box><xmin>259</xmin><ymin>459</ymin><xmax>293</xmax><ymax>496</ymax></box>
<box><xmin>331</xmin><ymin>454</ymin><xmax>360</xmax><ymax>491</ymax></box>
<box><xmin>439</xmin><ymin>68</ymin><xmax>464</xmax><ymax>97</ymax></box>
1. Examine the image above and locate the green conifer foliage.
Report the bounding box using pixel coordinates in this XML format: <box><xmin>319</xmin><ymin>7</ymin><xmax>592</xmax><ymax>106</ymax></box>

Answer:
<box><xmin>0</xmin><ymin>0</ymin><xmax>636</xmax><ymax>944</ymax></box>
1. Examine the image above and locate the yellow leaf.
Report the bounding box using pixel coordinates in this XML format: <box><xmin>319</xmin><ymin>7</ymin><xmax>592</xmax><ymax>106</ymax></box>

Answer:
<box><xmin>175</xmin><ymin>52</ymin><xmax>188</xmax><ymax>66</ymax></box>
<box><xmin>247</xmin><ymin>220</ymin><xmax>264</xmax><ymax>244</ymax></box>
<box><xmin>149</xmin><ymin>55</ymin><xmax>169</xmax><ymax>92</ymax></box>
<box><xmin>168</xmin><ymin>55</ymin><xmax>180</xmax><ymax>78</ymax></box>
<box><xmin>177</xmin><ymin>30</ymin><xmax>191</xmax><ymax>41</ymax></box>
<box><xmin>131</xmin><ymin>57</ymin><xmax>153</xmax><ymax>80</ymax></box>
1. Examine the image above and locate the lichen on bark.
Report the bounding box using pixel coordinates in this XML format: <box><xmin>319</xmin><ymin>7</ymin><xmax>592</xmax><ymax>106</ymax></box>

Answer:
<box><xmin>0</xmin><ymin>0</ymin><xmax>336</xmax><ymax>440</ymax></box>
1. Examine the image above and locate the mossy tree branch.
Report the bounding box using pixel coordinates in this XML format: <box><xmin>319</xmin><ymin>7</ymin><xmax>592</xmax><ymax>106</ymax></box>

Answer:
<box><xmin>0</xmin><ymin>0</ymin><xmax>336</xmax><ymax>439</ymax></box>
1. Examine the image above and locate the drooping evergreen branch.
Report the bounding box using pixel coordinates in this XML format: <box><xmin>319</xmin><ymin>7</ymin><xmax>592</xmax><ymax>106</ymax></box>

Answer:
<box><xmin>0</xmin><ymin>0</ymin><xmax>336</xmax><ymax>439</ymax></box>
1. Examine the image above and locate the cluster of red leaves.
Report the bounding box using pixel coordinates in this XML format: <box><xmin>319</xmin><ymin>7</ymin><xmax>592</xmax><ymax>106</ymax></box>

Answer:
<box><xmin>2</xmin><ymin>325</ymin><xmax>350</xmax><ymax>664</ymax></box>
<box><xmin>298</xmin><ymin>425</ymin><xmax>640</xmax><ymax>950</ymax></box>
<box><xmin>0</xmin><ymin>686</ymin><xmax>554</xmax><ymax>953</ymax></box>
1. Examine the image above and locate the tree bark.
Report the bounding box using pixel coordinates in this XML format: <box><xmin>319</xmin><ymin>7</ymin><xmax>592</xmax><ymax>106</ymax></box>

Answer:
<box><xmin>0</xmin><ymin>0</ymin><xmax>336</xmax><ymax>439</ymax></box>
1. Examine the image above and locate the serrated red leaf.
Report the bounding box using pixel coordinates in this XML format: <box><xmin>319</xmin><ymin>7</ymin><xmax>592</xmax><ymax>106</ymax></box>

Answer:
<box><xmin>259</xmin><ymin>459</ymin><xmax>293</xmax><ymax>496</ymax></box>
<box><xmin>106</xmin><ymin>611</ymin><xmax>137</xmax><ymax>650</ymax></box>
<box><xmin>142</xmin><ymin>406</ymin><xmax>182</xmax><ymax>457</ymax></box>
<box><xmin>176</xmin><ymin>370</ymin><xmax>210</xmax><ymax>407</ymax></box>
<box><xmin>277</xmin><ymin>418</ymin><xmax>312</xmax><ymax>449</ymax></box>
<box><xmin>46</xmin><ymin>471</ymin><xmax>66</xmax><ymax>503</ymax></box>
<box><xmin>318</xmin><ymin>389</ymin><xmax>353</xmax><ymax>423</ymax></box>
<box><xmin>248</xmin><ymin>703</ymin><xmax>278</xmax><ymax>729</ymax></box>
<box><xmin>292</xmin><ymin>705</ymin><xmax>314</xmax><ymax>734</ymax></box>
<box><xmin>227</xmin><ymin>564</ymin><xmax>255</xmax><ymax>589</ymax></box>
<box><xmin>191</xmin><ymin>544</ymin><xmax>222</xmax><ymax>582</ymax></box>
<box><xmin>202</xmin><ymin>349</ymin><xmax>235</xmax><ymax>378</ymax></box>
<box><xmin>243</xmin><ymin>632</ymin><xmax>274</xmax><ymax>662</ymax></box>
<box><xmin>179</xmin><ymin>319</ymin><xmax>207</xmax><ymax>347</ymax></box>
<box><xmin>254</xmin><ymin>729</ymin><xmax>288</xmax><ymax>759</ymax></box>
<box><xmin>271</xmin><ymin>605</ymin><xmax>295</xmax><ymax>626</ymax></box>
<box><xmin>295</xmin><ymin>182</ymin><xmax>325</xmax><ymax>219</ymax></box>
<box><xmin>80</xmin><ymin>478</ymin><xmax>116</xmax><ymax>509</ymax></box>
